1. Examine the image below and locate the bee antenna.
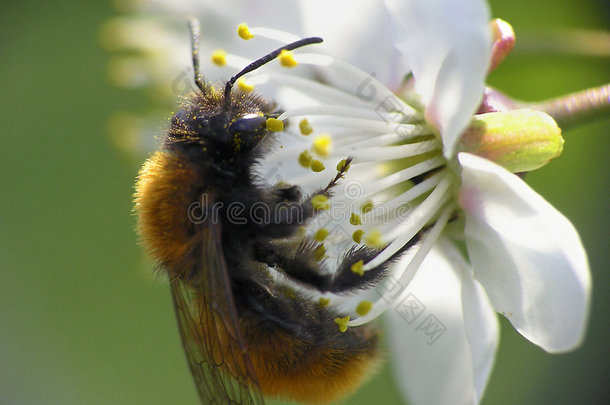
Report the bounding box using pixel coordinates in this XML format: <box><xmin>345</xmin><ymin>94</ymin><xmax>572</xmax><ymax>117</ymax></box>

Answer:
<box><xmin>188</xmin><ymin>18</ymin><xmax>206</xmax><ymax>93</ymax></box>
<box><xmin>223</xmin><ymin>36</ymin><xmax>323</xmax><ymax>109</ymax></box>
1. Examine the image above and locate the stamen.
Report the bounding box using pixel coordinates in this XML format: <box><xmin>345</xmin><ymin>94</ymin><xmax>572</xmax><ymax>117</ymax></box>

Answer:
<box><xmin>344</xmin><ymin>128</ymin><xmax>433</xmax><ymax>149</ymax></box>
<box><xmin>210</xmin><ymin>51</ymin><xmax>251</xmax><ymax>70</ymax></box>
<box><xmin>336</xmin><ymin>159</ymin><xmax>351</xmax><ymax>172</ymax></box>
<box><xmin>311</xmin><ymin>195</ymin><xmax>330</xmax><ymax>211</ymax></box>
<box><xmin>310</xmin><ymin>160</ymin><xmax>325</xmax><ymax>172</ymax></box>
<box><xmin>350</xmin><ymin>213</ymin><xmax>362</xmax><ymax>226</ymax></box>
<box><xmin>348</xmin><ymin>140</ymin><xmax>441</xmax><ymax>162</ymax></box>
<box><xmin>266</xmin><ymin>118</ymin><xmax>284</xmax><ymax>132</ymax></box>
<box><xmin>368</xmin><ymin>172</ymin><xmax>444</xmax><ymax>221</ymax></box>
<box><xmin>244</xmin><ymin>26</ymin><xmax>301</xmax><ymax>44</ymax></box>
<box><xmin>278</xmin><ymin>50</ymin><xmax>298</xmax><ymax>68</ymax></box>
<box><xmin>211</xmin><ymin>49</ymin><xmax>227</xmax><ymax>66</ymax></box>
<box><xmin>314</xmin><ymin>244</ymin><xmax>327</xmax><ymax>261</ymax></box>
<box><xmin>237</xmin><ymin>78</ymin><xmax>254</xmax><ymax>93</ymax></box>
<box><xmin>299</xmin><ymin>118</ymin><xmax>313</xmax><ymax>135</ymax></box>
<box><xmin>298</xmin><ymin>150</ymin><xmax>313</xmax><ymax>168</ymax></box>
<box><xmin>290</xmin><ymin>53</ymin><xmax>418</xmax><ymax>114</ymax></box>
<box><xmin>363</xmin><ymin>173</ymin><xmax>453</xmax><ymax>270</ymax></box>
<box><xmin>318</xmin><ymin>297</ymin><xmax>330</xmax><ymax>307</ymax></box>
<box><xmin>349</xmin><ymin>204</ymin><xmax>455</xmax><ymax>326</ymax></box>
<box><xmin>361</xmin><ymin>201</ymin><xmax>374</xmax><ymax>214</ymax></box>
<box><xmin>364</xmin><ymin>229</ymin><xmax>384</xmax><ymax>249</ymax></box>
<box><xmin>237</xmin><ymin>23</ymin><xmax>255</xmax><ymax>40</ymax></box>
<box><xmin>351</xmin><ymin>260</ymin><xmax>364</xmax><ymax>276</ymax></box>
<box><xmin>278</xmin><ymin>105</ymin><xmax>422</xmax><ymax>124</ymax></box>
<box><xmin>334</xmin><ymin>315</ymin><xmax>350</xmax><ymax>332</ymax></box>
<box><xmin>352</xmin><ymin>230</ymin><xmax>365</xmax><ymax>243</ymax></box>
<box><xmin>256</xmin><ymin>72</ymin><xmax>380</xmax><ymax>107</ymax></box>
<box><xmin>288</xmin><ymin>116</ymin><xmax>431</xmax><ymax>136</ymax></box>
<box><xmin>314</xmin><ymin>228</ymin><xmax>329</xmax><ymax>242</ymax></box>
<box><xmin>312</xmin><ymin>134</ymin><xmax>332</xmax><ymax>157</ymax></box>
<box><xmin>356</xmin><ymin>301</ymin><xmax>373</xmax><ymax>316</ymax></box>
<box><xmin>356</xmin><ymin>157</ymin><xmax>446</xmax><ymax>198</ymax></box>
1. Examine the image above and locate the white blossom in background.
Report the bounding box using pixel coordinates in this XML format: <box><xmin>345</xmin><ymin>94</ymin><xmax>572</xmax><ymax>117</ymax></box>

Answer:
<box><xmin>104</xmin><ymin>1</ymin><xmax>592</xmax><ymax>404</ymax></box>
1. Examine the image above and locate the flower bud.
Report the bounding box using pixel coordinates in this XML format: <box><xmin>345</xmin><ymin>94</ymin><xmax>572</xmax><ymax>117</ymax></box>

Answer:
<box><xmin>458</xmin><ymin>109</ymin><xmax>564</xmax><ymax>173</ymax></box>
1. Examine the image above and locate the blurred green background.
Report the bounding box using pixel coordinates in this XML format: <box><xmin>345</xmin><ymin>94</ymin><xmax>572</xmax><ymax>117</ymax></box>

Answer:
<box><xmin>1</xmin><ymin>0</ymin><xmax>608</xmax><ymax>404</ymax></box>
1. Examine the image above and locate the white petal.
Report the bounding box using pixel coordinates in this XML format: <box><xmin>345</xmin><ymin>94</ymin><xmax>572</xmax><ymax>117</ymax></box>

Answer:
<box><xmin>458</xmin><ymin>152</ymin><xmax>591</xmax><ymax>352</ymax></box>
<box><xmin>388</xmin><ymin>239</ymin><xmax>498</xmax><ymax>405</ymax></box>
<box><xmin>298</xmin><ymin>0</ymin><xmax>405</xmax><ymax>89</ymax></box>
<box><xmin>385</xmin><ymin>0</ymin><xmax>491</xmax><ymax>157</ymax></box>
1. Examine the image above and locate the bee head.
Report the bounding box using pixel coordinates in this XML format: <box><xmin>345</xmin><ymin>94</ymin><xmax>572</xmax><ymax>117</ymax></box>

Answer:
<box><xmin>166</xmin><ymin>90</ymin><xmax>273</xmax><ymax>162</ymax></box>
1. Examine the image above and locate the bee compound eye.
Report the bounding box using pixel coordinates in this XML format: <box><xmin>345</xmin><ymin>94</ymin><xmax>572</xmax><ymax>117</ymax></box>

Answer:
<box><xmin>230</xmin><ymin>114</ymin><xmax>267</xmax><ymax>133</ymax></box>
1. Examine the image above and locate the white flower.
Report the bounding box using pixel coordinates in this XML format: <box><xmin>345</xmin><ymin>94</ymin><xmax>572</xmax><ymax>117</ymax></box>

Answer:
<box><xmin>264</xmin><ymin>2</ymin><xmax>589</xmax><ymax>405</ymax></box>
<box><xmin>105</xmin><ymin>1</ymin><xmax>592</xmax><ymax>404</ymax></box>
<box><xmin>238</xmin><ymin>1</ymin><xmax>590</xmax><ymax>404</ymax></box>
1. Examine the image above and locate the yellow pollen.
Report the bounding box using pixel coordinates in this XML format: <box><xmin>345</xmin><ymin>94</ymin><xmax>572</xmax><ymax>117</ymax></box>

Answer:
<box><xmin>282</xmin><ymin>287</ymin><xmax>297</xmax><ymax>299</ymax></box>
<box><xmin>352</xmin><ymin>229</ymin><xmax>364</xmax><ymax>243</ymax></box>
<box><xmin>318</xmin><ymin>297</ymin><xmax>330</xmax><ymax>307</ymax></box>
<box><xmin>314</xmin><ymin>228</ymin><xmax>329</xmax><ymax>242</ymax></box>
<box><xmin>312</xmin><ymin>134</ymin><xmax>332</xmax><ymax>157</ymax></box>
<box><xmin>361</xmin><ymin>200</ymin><xmax>374</xmax><ymax>214</ymax></box>
<box><xmin>279</xmin><ymin>49</ymin><xmax>298</xmax><ymax>67</ymax></box>
<box><xmin>298</xmin><ymin>150</ymin><xmax>313</xmax><ymax>168</ymax></box>
<box><xmin>365</xmin><ymin>229</ymin><xmax>384</xmax><ymax>249</ymax></box>
<box><xmin>314</xmin><ymin>244</ymin><xmax>326</xmax><ymax>261</ymax></box>
<box><xmin>311</xmin><ymin>195</ymin><xmax>330</xmax><ymax>211</ymax></box>
<box><xmin>237</xmin><ymin>78</ymin><xmax>254</xmax><ymax>93</ymax></box>
<box><xmin>334</xmin><ymin>316</ymin><xmax>350</xmax><ymax>333</ymax></box>
<box><xmin>237</xmin><ymin>23</ymin><xmax>254</xmax><ymax>40</ymax></box>
<box><xmin>311</xmin><ymin>160</ymin><xmax>325</xmax><ymax>172</ymax></box>
<box><xmin>266</xmin><ymin>118</ymin><xmax>284</xmax><ymax>132</ymax></box>
<box><xmin>356</xmin><ymin>300</ymin><xmax>373</xmax><ymax>316</ymax></box>
<box><xmin>211</xmin><ymin>49</ymin><xmax>227</xmax><ymax>66</ymax></box>
<box><xmin>350</xmin><ymin>260</ymin><xmax>364</xmax><ymax>276</ymax></box>
<box><xmin>350</xmin><ymin>213</ymin><xmax>362</xmax><ymax>226</ymax></box>
<box><xmin>299</xmin><ymin>119</ymin><xmax>313</xmax><ymax>135</ymax></box>
<box><xmin>336</xmin><ymin>159</ymin><xmax>351</xmax><ymax>173</ymax></box>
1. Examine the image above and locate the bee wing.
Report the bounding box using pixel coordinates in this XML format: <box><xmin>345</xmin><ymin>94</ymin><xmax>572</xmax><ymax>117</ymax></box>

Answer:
<box><xmin>170</xmin><ymin>220</ymin><xmax>265</xmax><ymax>405</ymax></box>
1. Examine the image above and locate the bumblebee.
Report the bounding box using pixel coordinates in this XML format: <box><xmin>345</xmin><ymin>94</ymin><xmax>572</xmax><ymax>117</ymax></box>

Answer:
<box><xmin>134</xmin><ymin>19</ymin><xmax>416</xmax><ymax>404</ymax></box>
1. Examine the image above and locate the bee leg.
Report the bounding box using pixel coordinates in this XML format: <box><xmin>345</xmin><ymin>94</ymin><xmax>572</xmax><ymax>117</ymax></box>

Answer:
<box><xmin>252</xmin><ymin>239</ymin><xmax>335</xmax><ymax>290</ymax></box>
<box><xmin>248</xmin><ymin>158</ymin><xmax>352</xmax><ymax>238</ymax></box>
<box><xmin>271</xmin><ymin>183</ymin><xmax>302</xmax><ymax>203</ymax></box>
<box><xmin>314</xmin><ymin>157</ymin><xmax>353</xmax><ymax>198</ymax></box>
<box><xmin>254</xmin><ymin>230</ymin><xmax>422</xmax><ymax>294</ymax></box>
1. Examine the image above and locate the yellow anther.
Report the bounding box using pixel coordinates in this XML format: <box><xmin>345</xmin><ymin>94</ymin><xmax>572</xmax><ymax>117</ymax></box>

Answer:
<box><xmin>350</xmin><ymin>213</ymin><xmax>362</xmax><ymax>226</ymax></box>
<box><xmin>311</xmin><ymin>195</ymin><xmax>330</xmax><ymax>211</ymax></box>
<box><xmin>334</xmin><ymin>316</ymin><xmax>350</xmax><ymax>333</ymax></box>
<box><xmin>211</xmin><ymin>49</ymin><xmax>227</xmax><ymax>66</ymax></box>
<box><xmin>318</xmin><ymin>297</ymin><xmax>330</xmax><ymax>307</ymax></box>
<box><xmin>361</xmin><ymin>201</ymin><xmax>374</xmax><ymax>214</ymax></box>
<box><xmin>350</xmin><ymin>260</ymin><xmax>364</xmax><ymax>276</ymax></box>
<box><xmin>356</xmin><ymin>301</ymin><xmax>373</xmax><ymax>316</ymax></box>
<box><xmin>311</xmin><ymin>160</ymin><xmax>325</xmax><ymax>172</ymax></box>
<box><xmin>237</xmin><ymin>78</ymin><xmax>254</xmax><ymax>93</ymax></box>
<box><xmin>237</xmin><ymin>23</ymin><xmax>254</xmax><ymax>40</ymax></box>
<box><xmin>336</xmin><ymin>159</ymin><xmax>351</xmax><ymax>173</ymax></box>
<box><xmin>312</xmin><ymin>134</ymin><xmax>332</xmax><ymax>157</ymax></box>
<box><xmin>314</xmin><ymin>244</ymin><xmax>326</xmax><ymax>261</ymax></box>
<box><xmin>314</xmin><ymin>228</ymin><xmax>329</xmax><ymax>242</ymax></box>
<box><xmin>266</xmin><ymin>118</ymin><xmax>284</xmax><ymax>132</ymax></box>
<box><xmin>298</xmin><ymin>150</ymin><xmax>313</xmax><ymax>168</ymax></box>
<box><xmin>279</xmin><ymin>49</ymin><xmax>298</xmax><ymax>67</ymax></box>
<box><xmin>299</xmin><ymin>119</ymin><xmax>313</xmax><ymax>135</ymax></box>
<box><xmin>365</xmin><ymin>229</ymin><xmax>384</xmax><ymax>249</ymax></box>
<box><xmin>352</xmin><ymin>229</ymin><xmax>365</xmax><ymax>243</ymax></box>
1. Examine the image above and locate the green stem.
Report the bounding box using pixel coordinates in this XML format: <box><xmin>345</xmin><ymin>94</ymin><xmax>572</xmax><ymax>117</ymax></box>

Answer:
<box><xmin>526</xmin><ymin>84</ymin><xmax>610</xmax><ymax>130</ymax></box>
